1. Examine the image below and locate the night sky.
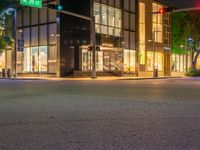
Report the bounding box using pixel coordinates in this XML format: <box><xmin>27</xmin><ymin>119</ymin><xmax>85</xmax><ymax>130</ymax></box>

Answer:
<box><xmin>161</xmin><ymin>0</ymin><xmax>198</xmax><ymax>8</ymax></box>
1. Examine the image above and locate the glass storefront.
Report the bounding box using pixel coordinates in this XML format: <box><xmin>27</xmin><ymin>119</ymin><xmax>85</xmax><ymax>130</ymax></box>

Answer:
<box><xmin>147</xmin><ymin>51</ymin><xmax>163</xmax><ymax>71</ymax></box>
<box><xmin>24</xmin><ymin>46</ymin><xmax>47</xmax><ymax>73</ymax></box>
<box><xmin>139</xmin><ymin>2</ymin><xmax>146</xmax><ymax>65</ymax></box>
<box><xmin>81</xmin><ymin>47</ymin><xmax>122</xmax><ymax>72</ymax></box>
<box><xmin>172</xmin><ymin>53</ymin><xmax>192</xmax><ymax>72</ymax></box>
<box><xmin>124</xmin><ymin>49</ymin><xmax>136</xmax><ymax>73</ymax></box>
<box><xmin>0</xmin><ymin>51</ymin><xmax>5</xmax><ymax>71</ymax></box>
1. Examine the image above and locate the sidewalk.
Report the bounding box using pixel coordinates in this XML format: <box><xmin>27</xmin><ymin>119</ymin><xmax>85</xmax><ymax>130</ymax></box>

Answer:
<box><xmin>0</xmin><ymin>76</ymin><xmax>184</xmax><ymax>81</ymax></box>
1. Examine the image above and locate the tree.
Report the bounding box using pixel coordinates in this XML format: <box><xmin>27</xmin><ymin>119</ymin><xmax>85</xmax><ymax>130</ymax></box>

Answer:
<box><xmin>172</xmin><ymin>11</ymin><xmax>200</xmax><ymax>68</ymax></box>
<box><xmin>0</xmin><ymin>0</ymin><xmax>18</xmax><ymax>53</ymax></box>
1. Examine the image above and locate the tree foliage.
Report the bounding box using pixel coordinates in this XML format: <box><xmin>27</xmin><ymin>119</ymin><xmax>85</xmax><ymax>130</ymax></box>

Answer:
<box><xmin>0</xmin><ymin>0</ymin><xmax>19</xmax><ymax>11</ymax></box>
<box><xmin>0</xmin><ymin>0</ymin><xmax>18</xmax><ymax>53</ymax></box>
<box><xmin>172</xmin><ymin>11</ymin><xmax>200</xmax><ymax>55</ymax></box>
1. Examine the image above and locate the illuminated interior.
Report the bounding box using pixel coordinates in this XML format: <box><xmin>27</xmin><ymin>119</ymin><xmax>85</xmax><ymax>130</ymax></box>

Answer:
<box><xmin>24</xmin><ymin>46</ymin><xmax>47</xmax><ymax>73</ymax></box>
<box><xmin>147</xmin><ymin>51</ymin><xmax>163</xmax><ymax>71</ymax></box>
<box><xmin>81</xmin><ymin>47</ymin><xmax>122</xmax><ymax>71</ymax></box>
<box><xmin>152</xmin><ymin>3</ymin><xmax>163</xmax><ymax>43</ymax></box>
<box><xmin>139</xmin><ymin>2</ymin><xmax>145</xmax><ymax>65</ymax></box>
<box><xmin>0</xmin><ymin>51</ymin><xmax>5</xmax><ymax>71</ymax></box>
<box><xmin>94</xmin><ymin>2</ymin><xmax>122</xmax><ymax>36</ymax></box>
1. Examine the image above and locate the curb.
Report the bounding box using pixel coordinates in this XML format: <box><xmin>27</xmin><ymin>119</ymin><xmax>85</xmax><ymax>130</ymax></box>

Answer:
<box><xmin>118</xmin><ymin>77</ymin><xmax>183</xmax><ymax>80</ymax></box>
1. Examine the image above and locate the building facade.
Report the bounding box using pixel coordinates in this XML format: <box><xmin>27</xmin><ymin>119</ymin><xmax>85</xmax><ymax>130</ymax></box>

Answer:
<box><xmin>0</xmin><ymin>0</ymin><xmax>172</xmax><ymax>77</ymax></box>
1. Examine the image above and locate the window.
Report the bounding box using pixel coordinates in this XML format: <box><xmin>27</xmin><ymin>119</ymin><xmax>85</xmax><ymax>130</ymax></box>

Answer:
<box><xmin>31</xmin><ymin>47</ymin><xmax>39</xmax><ymax>72</ymax></box>
<box><xmin>94</xmin><ymin>3</ymin><xmax>100</xmax><ymax>24</ymax></box>
<box><xmin>147</xmin><ymin>51</ymin><xmax>163</xmax><ymax>71</ymax></box>
<box><xmin>40</xmin><ymin>8</ymin><xmax>47</xmax><ymax>24</ymax></box>
<box><xmin>94</xmin><ymin>3</ymin><xmax>122</xmax><ymax>36</ymax></box>
<box><xmin>124</xmin><ymin>49</ymin><xmax>135</xmax><ymax>73</ymax></box>
<box><xmin>39</xmin><ymin>46</ymin><xmax>48</xmax><ymax>72</ymax></box>
<box><xmin>31</xmin><ymin>8</ymin><xmax>38</xmax><ymax>25</ymax></box>
<box><xmin>49</xmin><ymin>23</ymin><xmax>57</xmax><ymax>45</ymax></box>
<box><xmin>24</xmin><ymin>28</ymin><xmax>30</xmax><ymax>47</ymax></box>
<box><xmin>40</xmin><ymin>25</ymin><xmax>47</xmax><ymax>46</ymax></box>
<box><xmin>0</xmin><ymin>51</ymin><xmax>5</xmax><ymax>71</ymax></box>
<box><xmin>23</xmin><ymin>8</ymin><xmax>30</xmax><ymax>26</ymax></box>
<box><xmin>139</xmin><ymin>2</ymin><xmax>145</xmax><ymax>65</ymax></box>
<box><xmin>48</xmin><ymin>46</ymin><xmax>57</xmax><ymax>73</ymax></box>
<box><xmin>152</xmin><ymin>3</ymin><xmax>163</xmax><ymax>43</ymax></box>
<box><xmin>24</xmin><ymin>46</ymin><xmax>48</xmax><ymax>73</ymax></box>
<box><xmin>31</xmin><ymin>26</ymin><xmax>38</xmax><ymax>46</ymax></box>
<box><xmin>130</xmin><ymin>0</ymin><xmax>135</xmax><ymax>12</ymax></box>
<box><xmin>102</xmin><ymin>5</ymin><xmax>108</xmax><ymax>25</ymax></box>
<box><xmin>24</xmin><ymin>48</ymin><xmax>31</xmax><ymax>72</ymax></box>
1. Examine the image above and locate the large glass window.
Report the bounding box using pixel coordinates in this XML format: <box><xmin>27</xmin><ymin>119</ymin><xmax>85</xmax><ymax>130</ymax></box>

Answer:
<box><xmin>102</xmin><ymin>5</ymin><xmax>108</xmax><ymax>25</ymax></box>
<box><xmin>152</xmin><ymin>3</ymin><xmax>163</xmax><ymax>43</ymax></box>
<box><xmin>139</xmin><ymin>2</ymin><xmax>145</xmax><ymax>65</ymax></box>
<box><xmin>94</xmin><ymin>3</ymin><xmax>122</xmax><ymax>36</ymax></box>
<box><xmin>49</xmin><ymin>23</ymin><xmax>57</xmax><ymax>45</ymax></box>
<box><xmin>23</xmin><ymin>8</ymin><xmax>30</xmax><ymax>26</ymax></box>
<box><xmin>48</xmin><ymin>46</ymin><xmax>57</xmax><ymax>73</ymax></box>
<box><xmin>39</xmin><ymin>25</ymin><xmax>47</xmax><ymax>46</ymax></box>
<box><xmin>39</xmin><ymin>46</ymin><xmax>48</xmax><ymax>72</ymax></box>
<box><xmin>24</xmin><ymin>28</ymin><xmax>30</xmax><ymax>47</ymax></box>
<box><xmin>124</xmin><ymin>49</ymin><xmax>135</xmax><ymax>73</ymax></box>
<box><xmin>31</xmin><ymin>26</ymin><xmax>38</xmax><ymax>46</ymax></box>
<box><xmin>24</xmin><ymin>48</ymin><xmax>31</xmax><ymax>72</ymax></box>
<box><xmin>24</xmin><ymin>46</ymin><xmax>48</xmax><ymax>73</ymax></box>
<box><xmin>147</xmin><ymin>51</ymin><xmax>163</xmax><ymax>71</ymax></box>
<box><xmin>0</xmin><ymin>51</ymin><xmax>5</xmax><ymax>71</ymax></box>
<box><xmin>31</xmin><ymin>8</ymin><xmax>38</xmax><ymax>25</ymax></box>
<box><xmin>31</xmin><ymin>47</ymin><xmax>39</xmax><ymax>72</ymax></box>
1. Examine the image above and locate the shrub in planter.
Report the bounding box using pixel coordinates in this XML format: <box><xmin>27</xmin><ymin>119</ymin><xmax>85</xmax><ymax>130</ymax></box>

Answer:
<box><xmin>186</xmin><ymin>68</ymin><xmax>200</xmax><ymax>77</ymax></box>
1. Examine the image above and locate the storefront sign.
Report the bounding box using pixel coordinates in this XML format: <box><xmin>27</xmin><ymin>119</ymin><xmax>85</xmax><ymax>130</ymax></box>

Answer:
<box><xmin>20</xmin><ymin>0</ymin><xmax>42</xmax><ymax>8</ymax></box>
<box><xmin>102</xmin><ymin>43</ymin><xmax>114</xmax><ymax>47</ymax></box>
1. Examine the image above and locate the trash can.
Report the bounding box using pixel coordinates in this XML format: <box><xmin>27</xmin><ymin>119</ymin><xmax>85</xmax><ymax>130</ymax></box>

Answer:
<box><xmin>7</xmin><ymin>69</ymin><xmax>11</xmax><ymax>78</ymax></box>
<box><xmin>153</xmin><ymin>69</ymin><xmax>158</xmax><ymax>78</ymax></box>
<box><xmin>2</xmin><ymin>69</ymin><xmax>6</xmax><ymax>78</ymax></box>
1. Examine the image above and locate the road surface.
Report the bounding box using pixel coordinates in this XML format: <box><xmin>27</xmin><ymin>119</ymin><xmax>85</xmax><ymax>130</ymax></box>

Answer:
<box><xmin>0</xmin><ymin>78</ymin><xmax>200</xmax><ymax>150</ymax></box>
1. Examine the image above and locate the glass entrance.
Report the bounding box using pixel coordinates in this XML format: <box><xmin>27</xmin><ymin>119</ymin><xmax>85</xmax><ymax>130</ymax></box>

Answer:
<box><xmin>81</xmin><ymin>47</ymin><xmax>122</xmax><ymax>72</ymax></box>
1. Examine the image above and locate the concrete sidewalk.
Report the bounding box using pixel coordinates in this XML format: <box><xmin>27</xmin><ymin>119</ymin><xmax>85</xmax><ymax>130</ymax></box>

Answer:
<box><xmin>0</xmin><ymin>76</ymin><xmax>184</xmax><ymax>81</ymax></box>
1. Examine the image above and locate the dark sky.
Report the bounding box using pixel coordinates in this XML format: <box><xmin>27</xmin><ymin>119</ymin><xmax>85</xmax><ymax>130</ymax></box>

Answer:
<box><xmin>161</xmin><ymin>0</ymin><xmax>198</xmax><ymax>8</ymax></box>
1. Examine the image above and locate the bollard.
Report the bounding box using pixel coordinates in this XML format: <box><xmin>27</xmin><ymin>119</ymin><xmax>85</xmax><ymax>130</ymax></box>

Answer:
<box><xmin>2</xmin><ymin>69</ymin><xmax>6</xmax><ymax>78</ymax></box>
<box><xmin>7</xmin><ymin>69</ymin><xmax>11</xmax><ymax>78</ymax></box>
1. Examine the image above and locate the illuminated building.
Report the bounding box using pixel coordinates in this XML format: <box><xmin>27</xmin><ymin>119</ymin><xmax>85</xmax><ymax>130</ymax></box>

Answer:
<box><xmin>2</xmin><ymin>0</ymin><xmax>171</xmax><ymax>77</ymax></box>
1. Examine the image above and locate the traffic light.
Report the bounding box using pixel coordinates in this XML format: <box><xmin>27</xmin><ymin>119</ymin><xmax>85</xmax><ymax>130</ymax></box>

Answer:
<box><xmin>96</xmin><ymin>46</ymin><xmax>100</xmax><ymax>51</ymax></box>
<box><xmin>87</xmin><ymin>45</ymin><xmax>93</xmax><ymax>51</ymax></box>
<box><xmin>48</xmin><ymin>4</ymin><xmax>63</xmax><ymax>11</ymax></box>
<box><xmin>159</xmin><ymin>7</ymin><xmax>173</xmax><ymax>14</ymax></box>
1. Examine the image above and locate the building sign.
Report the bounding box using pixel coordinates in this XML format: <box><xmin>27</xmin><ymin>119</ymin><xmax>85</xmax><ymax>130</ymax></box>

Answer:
<box><xmin>164</xmin><ymin>46</ymin><xmax>171</xmax><ymax>52</ymax></box>
<box><xmin>20</xmin><ymin>0</ymin><xmax>42</xmax><ymax>8</ymax></box>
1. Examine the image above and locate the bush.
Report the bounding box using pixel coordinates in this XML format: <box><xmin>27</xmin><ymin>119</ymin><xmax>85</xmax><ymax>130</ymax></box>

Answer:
<box><xmin>186</xmin><ymin>68</ymin><xmax>200</xmax><ymax>76</ymax></box>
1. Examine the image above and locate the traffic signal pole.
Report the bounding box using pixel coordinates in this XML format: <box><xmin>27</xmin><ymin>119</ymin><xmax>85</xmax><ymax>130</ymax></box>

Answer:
<box><xmin>90</xmin><ymin>16</ymin><xmax>97</xmax><ymax>79</ymax></box>
<box><xmin>149</xmin><ymin>7</ymin><xmax>200</xmax><ymax>15</ymax></box>
<box><xmin>14</xmin><ymin>9</ymin><xmax>17</xmax><ymax>78</ymax></box>
<box><xmin>172</xmin><ymin>7</ymin><xmax>200</xmax><ymax>13</ymax></box>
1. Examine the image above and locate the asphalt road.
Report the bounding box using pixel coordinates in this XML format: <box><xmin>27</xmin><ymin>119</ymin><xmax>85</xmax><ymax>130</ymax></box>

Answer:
<box><xmin>0</xmin><ymin>78</ymin><xmax>200</xmax><ymax>150</ymax></box>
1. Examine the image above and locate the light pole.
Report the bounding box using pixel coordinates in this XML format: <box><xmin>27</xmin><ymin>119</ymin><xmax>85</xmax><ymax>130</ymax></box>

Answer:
<box><xmin>14</xmin><ymin>9</ymin><xmax>17</xmax><ymax>78</ymax></box>
<box><xmin>90</xmin><ymin>16</ymin><xmax>97</xmax><ymax>79</ymax></box>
